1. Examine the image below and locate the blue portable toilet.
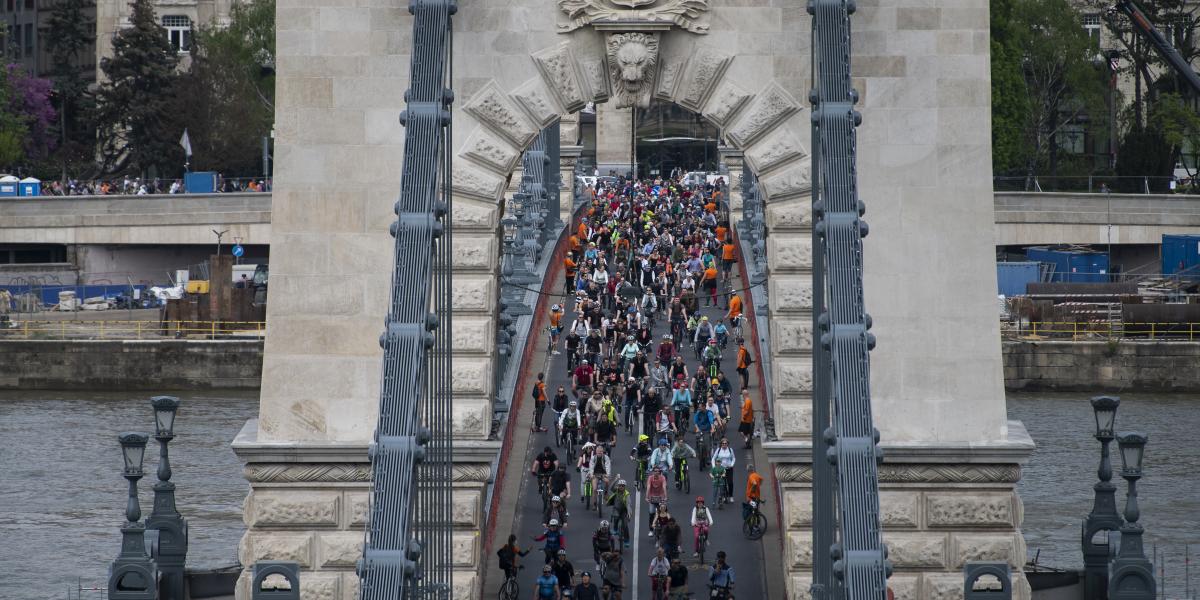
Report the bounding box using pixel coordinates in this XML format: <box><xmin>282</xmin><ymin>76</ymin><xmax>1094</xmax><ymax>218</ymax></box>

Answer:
<box><xmin>18</xmin><ymin>177</ymin><xmax>40</xmax><ymax>196</ymax></box>
<box><xmin>1026</xmin><ymin>247</ymin><xmax>1110</xmax><ymax>283</ymax></box>
<box><xmin>0</xmin><ymin>175</ymin><xmax>17</xmax><ymax>197</ymax></box>
<box><xmin>996</xmin><ymin>262</ymin><xmax>1041</xmax><ymax>296</ymax></box>
<box><xmin>184</xmin><ymin>171</ymin><xmax>218</xmax><ymax>194</ymax></box>
<box><xmin>1161</xmin><ymin>234</ymin><xmax>1200</xmax><ymax>278</ymax></box>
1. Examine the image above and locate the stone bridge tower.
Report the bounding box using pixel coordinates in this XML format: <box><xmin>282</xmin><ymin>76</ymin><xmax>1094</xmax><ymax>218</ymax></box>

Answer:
<box><xmin>234</xmin><ymin>1</ymin><xmax>1033</xmax><ymax>599</ymax></box>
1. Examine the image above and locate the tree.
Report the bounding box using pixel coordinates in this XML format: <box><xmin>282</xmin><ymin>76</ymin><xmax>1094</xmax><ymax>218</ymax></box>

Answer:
<box><xmin>990</xmin><ymin>0</ymin><xmax>1032</xmax><ymax>176</ymax></box>
<box><xmin>1011</xmin><ymin>0</ymin><xmax>1107</xmax><ymax>182</ymax></box>
<box><xmin>0</xmin><ymin>66</ymin><xmax>29</xmax><ymax>168</ymax></box>
<box><xmin>93</xmin><ymin>0</ymin><xmax>181</xmax><ymax>176</ymax></box>
<box><xmin>44</xmin><ymin>0</ymin><xmax>97</xmax><ymax>172</ymax></box>
<box><xmin>5</xmin><ymin>65</ymin><xmax>57</xmax><ymax>162</ymax></box>
<box><xmin>170</xmin><ymin>0</ymin><xmax>275</xmax><ymax>176</ymax></box>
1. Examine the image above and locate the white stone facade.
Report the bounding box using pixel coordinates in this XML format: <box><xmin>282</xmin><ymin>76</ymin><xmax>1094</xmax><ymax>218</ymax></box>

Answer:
<box><xmin>256</xmin><ymin>0</ymin><xmax>1028</xmax><ymax>598</ymax></box>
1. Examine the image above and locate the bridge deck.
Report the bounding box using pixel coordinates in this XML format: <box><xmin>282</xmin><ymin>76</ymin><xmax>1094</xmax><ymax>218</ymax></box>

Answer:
<box><xmin>491</xmin><ymin>244</ymin><xmax>778</xmax><ymax>599</ymax></box>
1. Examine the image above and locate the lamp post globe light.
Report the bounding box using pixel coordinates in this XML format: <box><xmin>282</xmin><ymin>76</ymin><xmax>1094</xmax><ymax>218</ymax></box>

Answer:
<box><xmin>109</xmin><ymin>432</ymin><xmax>159</xmax><ymax>600</ymax></box>
<box><xmin>147</xmin><ymin>396</ymin><xmax>189</xmax><ymax>600</ymax></box>
<box><xmin>1109</xmin><ymin>432</ymin><xmax>1154</xmax><ymax>600</ymax></box>
<box><xmin>1082</xmin><ymin>395</ymin><xmax>1123</xmax><ymax>600</ymax></box>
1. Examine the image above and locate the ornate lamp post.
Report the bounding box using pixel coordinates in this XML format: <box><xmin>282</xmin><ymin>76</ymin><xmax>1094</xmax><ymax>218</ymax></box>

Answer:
<box><xmin>1082</xmin><ymin>395</ymin><xmax>1123</xmax><ymax>600</ymax></box>
<box><xmin>146</xmin><ymin>396</ymin><xmax>189</xmax><ymax>600</ymax></box>
<box><xmin>1109</xmin><ymin>432</ymin><xmax>1155</xmax><ymax>600</ymax></box>
<box><xmin>109</xmin><ymin>432</ymin><xmax>158</xmax><ymax>600</ymax></box>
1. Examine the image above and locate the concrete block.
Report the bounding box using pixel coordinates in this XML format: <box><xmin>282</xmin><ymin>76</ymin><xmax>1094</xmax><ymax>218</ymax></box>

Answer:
<box><xmin>786</xmin><ymin>530</ymin><xmax>812</xmax><ymax>567</ymax></box>
<box><xmin>240</xmin><ymin>532</ymin><xmax>314</xmax><ymax>568</ymax></box>
<box><xmin>771</xmin><ymin>317</ymin><xmax>814</xmax><ymax>355</ymax></box>
<box><xmin>452</xmin><ymin>489</ymin><xmax>483</xmax><ymax>528</ymax></box>
<box><xmin>451</xmin><ymin>275</ymin><xmax>497</xmax><ymax>313</ymax></box>
<box><xmin>340</xmin><ymin>573</ymin><xmax>360</xmax><ymax>600</ymax></box>
<box><xmin>775</xmin><ymin>402</ymin><xmax>812</xmax><ymax>438</ymax></box>
<box><xmin>768</xmin><ymin>276</ymin><xmax>814</xmax><ymax>313</ymax></box>
<box><xmin>451</xmin><ymin>357</ymin><xmax>494</xmax><ymax>396</ymax></box>
<box><xmin>452</xmin><ymin>317</ymin><xmax>497</xmax><ymax>355</ymax></box>
<box><xmin>248</xmin><ymin>490</ymin><xmax>340</xmax><ymax>528</ymax></box>
<box><xmin>773</xmin><ymin>358</ymin><xmax>813</xmax><ymax>395</ymax></box>
<box><xmin>889</xmin><ymin>575</ymin><xmax>921</xmax><ymax>600</ymax></box>
<box><xmin>767</xmin><ymin>234</ymin><xmax>813</xmax><ymax>273</ymax></box>
<box><xmin>299</xmin><ymin>572</ymin><xmax>340</xmax><ymax>600</ymax></box>
<box><xmin>346</xmin><ymin>491</ymin><xmax>370</xmax><ymax>527</ymax></box>
<box><xmin>452</xmin><ymin>532</ymin><xmax>479</xmax><ymax>567</ymax></box>
<box><xmin>880</xmin><ymin>490</ymin><xmax>920</xmax><ymax>528</ymax></box>
<box><xmin>784</xmin><ymin>487</ymin><xmax>813</xmax><ymax>528</ymax></box>
<box><xmin>452</xmin><ymin>398</ymin><xmax>492</xmax><ymax>440</ymax></box>
<box><xmin>924</xmin><ymin>572</ymin><xmax>965</xmax><ymax>600</ymax></box>
<box><xmin>450</xmin><ymin>235</ymin><xmax>498</xmax><ymax>271</ymax></box>
<box><xmin>950</xmin><ymin>532</ymin><xmax>1019</xmax><ymax>568</ymax></box>
<box><xmin>452</xmin><ymin>570</ymin><xmax>478</xmax><ymax>600</ymax></box>
<box><xmin>926</xmin><ymin>493</ymin><xmax>1015</xmax><ymax>528</ymax></box>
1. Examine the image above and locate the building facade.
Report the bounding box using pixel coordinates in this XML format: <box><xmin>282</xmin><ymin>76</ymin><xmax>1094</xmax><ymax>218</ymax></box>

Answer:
<box><xmin>93</xmin><ymin>0</ymin><xmax>232</xmax><ymax>79</ymax></box>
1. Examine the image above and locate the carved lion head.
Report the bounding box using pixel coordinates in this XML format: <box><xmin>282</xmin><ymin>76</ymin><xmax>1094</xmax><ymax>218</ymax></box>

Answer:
<box><xmin>607</xmin><ymin>32</ymin><xmax>659</xmax><ymax>108</ymax></box>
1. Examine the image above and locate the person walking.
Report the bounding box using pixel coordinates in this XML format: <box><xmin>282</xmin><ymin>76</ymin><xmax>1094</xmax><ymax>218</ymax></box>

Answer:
<box><xmin>533</xmin><ymin>372</ymin><xmax>549</xmax><ymax>433</ymax></box>
<box><xmin>734</xmin><ymin>338</ymin><xmax>752</xmax><ymax>390</ymax></box>
<box><xmin>737</xmin><ymin>389</ymin><xmax>755</xmax><ymax>450</ymax></box>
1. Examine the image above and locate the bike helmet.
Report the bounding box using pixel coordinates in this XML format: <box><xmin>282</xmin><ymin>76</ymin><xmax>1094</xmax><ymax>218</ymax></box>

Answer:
<box><xmin>581</xmin><ymin>359</ymin><xmax>589</xmax><ymax>364</ymax></box>
<box><xmin>701</xmin><ymin>316</ymin><xmax>709</xmax><ymax>321</ymax></box>
<box><xmin>558</xmin><ymin>549</ymin><xmax>567</xmax><ymax>556</ymax></box>
<box><xmin>639</xmin><ymin>434</ymin><xmax>650</xmax><ymax>442</ymax></box>
<box><xmin>617</xmin><ymin>479</ymin><xmax>627</xmax><ymax>486</ymax></box>
<box><xmin>708</xmin><ymin>339</ymin><xmax>717</xmax><ymax>345</ymax></box>
<box><xmin>552</xmin><ymin>304</ymin><xmax>561</xmax><ymax>311</ymax></box>
<box><xmin>662</xmin><ymin>333</ymin><xmax>671</xmax><ymax>339</ymax></box>
<box><xmin>711</xmin><ymin>378</ymin><xmax>720</xmax><ymax>385</ymax></box>
<box><xmin>570</xmin><ymin>400</ymin><xmax>578</xmax><ymax>406</ymax></box>
<box><xmin>549</xmin><ymin>519</ymin><xmax>560</xmax><ymax>526</ymax></box>
<box><xmin>552</xmin><ymin>495</ymin><xmax>562</xmax><ymax>502</ymax></box>
<box><xmin>599</xmin><ymin>520</ymin><xmax>610</xmax><ymax>528</ymax></box>
<box><xmin>696</xmin><ymin>496</ymin><xmax>705</xmax><ymax>503</ymax></box>
<box><xmin>543</xmin><ymin>565</ymin><xmax>552</xmax><ymax>572</ymax></box>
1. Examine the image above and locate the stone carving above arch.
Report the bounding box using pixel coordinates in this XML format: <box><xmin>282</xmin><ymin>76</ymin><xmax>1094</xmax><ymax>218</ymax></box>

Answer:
<box><xmin>745</xmin><ymin>121</ymin><xmax>809</xmax><ymax>176</ymax></box>
<box><xmin>676</xmin><ymin>46</ymin><xmax>731</xmax><ymax>112</ymax></box>
<box><xmin>511</xmin><ymin>78</ymin><xmax>565</xmax><ymax>130</ymax></box>
<box><xmin>759</xmin><ymin>163</ymin><xmax>813</xmax><ymax>202</ymax></box>
<box><xmin>701</xmin><ymin>80</ymin><xmax>751</xmax><ymax>130</ymax></box>
<box><xmin>557</xmin><ymin>0</ymin><xmax>711</xmax><ymax>34</ymax></box>
<box><xmin>607</xmin><ymin>32</ymin><xmax>660</xmax><ymax>108</ymax></box>
<box><xmin>579</xmin><ymin>57</ymin><xmax>611</xmax><ymax>103</ymax></box>
<box><xmin>654</xmin><ymin>56</ymin><xmax>687</xmax><ymax>102</ymax></box>
<box><xmin>532</xmin><ymin>43</ymin><xmax>589</xmax><ymax>112</ymax></box>
<box><xmin>726</xmin><ymin>81</ymin><xmax>804</xmax><ymax>148</ymax></box>
<box><xmin>462</xmin><ymin>129</ymin><xmax>522</xmax><ymax>175</ymax></box>
<box><xmin>452</xmin><ymin>160</ymin><xmax>506</xmax><ymax>202</ymax></box>
<box><xmin>464</xmin><ymin>80</ymin><xmax>538</xmax><ymax>149</ymax></box>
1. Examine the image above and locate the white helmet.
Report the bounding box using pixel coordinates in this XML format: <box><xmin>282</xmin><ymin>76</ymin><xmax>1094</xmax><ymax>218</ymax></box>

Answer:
<box><xmin>549</xmin><ymin>519</ymin><xmax>560</xmax><ymax>526</ymax></box>
<box><xmin>552</xmin><ymin>304</ymin><xmax>562</xmax><ymax>311</ymax></box>
<box><xmin>552</xmin><ymin>495</ymin><xmax>562</xmax><ymax>502</ymax></box>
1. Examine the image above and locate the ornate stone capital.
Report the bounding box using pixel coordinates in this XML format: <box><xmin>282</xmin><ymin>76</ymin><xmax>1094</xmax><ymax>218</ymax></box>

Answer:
<box><xmin>243</xmin><ymin>463</ymin><xmax>495</xmax><ymax>484</ymax></box>
<box><xmin>557</xmin><ymin>0</ymin><xmax>710</xmax><ymax>34</ymax></box>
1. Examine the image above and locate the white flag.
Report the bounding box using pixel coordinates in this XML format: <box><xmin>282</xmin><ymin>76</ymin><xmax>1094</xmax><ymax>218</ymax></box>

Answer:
<box><xmin>180</xmin><ymin>129</ymin><xmax>193</xmax><ymax>157</ymax></box>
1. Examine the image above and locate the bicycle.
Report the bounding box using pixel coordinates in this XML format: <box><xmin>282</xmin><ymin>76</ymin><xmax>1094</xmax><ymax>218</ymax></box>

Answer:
<box><xmin>582</xmin><ymin>474</ymin><xmax>594</xmax><ymax>510</ymax></box>
<box><xmin>696</xmin><ymin>526</ymin><xmax>708</xmax><ymax>565</ymax></box>
<box><xmin>498</xmin><ymin>566</ymin><xmax>522</xmax><ymax>600</ymax></box>
<box><xmin>563</xmin><ymin>427</ymin><xmax>579</xmax><ymax>463</ymax></box>
<box><xmin>695</xmin><ymin>431</ymin><xmax>711</xmax><ymax>468</ymax></box>
<box><xmin>742</xmin><ymin>498</ymin><xmax>768</xmax><ymax>540</ymax></box>
<box><xmin>610</xmin><ymin>509</ymin><xmax>630</xmax><ymax>549</ymax></box>
<box><xmin>634</xmin><ymin>458</ymin><xmax>648</xmax><ymax>491</ymax></box>
<box><xmin>712</xmin><ymin>475</ymin><xmax>726</xmax><ymax>511</ymax></box>
<box><xmin>650</xmin><ymin>575</ymin><xmax>670</xmax><ymax>600</ymax></box>
<box><xmin>677</xmin><ymin>456</ymin><xmax>690</xmax><ymax>494</ymax></box>
<box><xmin>594</xmin><ymin>476</ymin><xmax>607</xmax><ymax>518</ymax></box>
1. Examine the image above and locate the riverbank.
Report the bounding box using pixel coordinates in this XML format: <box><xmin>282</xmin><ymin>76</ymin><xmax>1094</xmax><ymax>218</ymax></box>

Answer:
<box><xmin>1004</xmin><ymin>340</ymin><xmax>1200</xmax><ymax>391</ymax></box>
<box><xmin>0</xmin><ymin>339</ymin><xmax>263</xmax><ymax>390</ymax></box>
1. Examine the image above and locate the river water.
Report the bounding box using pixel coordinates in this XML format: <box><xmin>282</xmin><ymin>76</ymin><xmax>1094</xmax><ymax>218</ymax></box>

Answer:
<box><xmin>0</xmin><ymin>391</ymin><xmax>1195</xmax><ymax>599</ymax></box>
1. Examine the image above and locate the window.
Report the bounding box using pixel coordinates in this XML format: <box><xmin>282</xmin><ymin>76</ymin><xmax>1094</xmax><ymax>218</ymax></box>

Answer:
<box><xmin>23</xmin><ymin>0</ymin><xmax>30</xmax><ymax>9</ymax></box>
<box><xmin>12</xmin><ymin>21</ymin><xmax>20</xmax><ymax>57</ymax></box>
<box><xmin>23</xmin><ymin>22</ymin><xmax>31</xmax><ymax>56</ymax></box>
<box><xmin>1083</xmin><ymin>13</ymin><xmax>1102</xmax><ymax>48</ymax></box>
<box><xmin>1058</xmin><ymin>123</ymin><xmax>1087</xmax><ymax>155</ymax></box>
<box><xmin>163</xmin><ymin>15</ymin><xmax>190</xmax><ymax>53</ymax></box>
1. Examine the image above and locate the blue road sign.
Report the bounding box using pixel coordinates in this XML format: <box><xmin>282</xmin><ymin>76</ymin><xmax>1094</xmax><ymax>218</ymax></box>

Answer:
<box><xmin>232</xmin><ymin>245</ymin><xmax>244</xmax><ymax>258</ymax></box>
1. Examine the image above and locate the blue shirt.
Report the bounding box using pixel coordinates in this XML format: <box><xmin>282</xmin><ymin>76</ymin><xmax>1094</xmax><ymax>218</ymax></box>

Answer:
<box><xmin>536</xmin><ymin>574</ymin><xmax>559</xmax><ymax>598</ymax></box>
<box><xmin>710</xmin><ymin>564</ymin><xmax>735</xmax><ymax>588</ymax></box>
<box><xmin>694</xmin><ymin>409</ymin><xmax>713</xmax><ymax>430</ymax></box>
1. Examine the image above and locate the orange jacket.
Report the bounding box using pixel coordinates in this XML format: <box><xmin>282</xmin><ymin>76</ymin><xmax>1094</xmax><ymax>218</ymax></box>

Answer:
<box><xmin>722</xmin><ymin>243</ymin><xmax>736</xmax><ymax>261</ymax></box>
<box><xmin>737</xmin><ymin>346</ymin><xmax>751</xmax><ymax>370</ymax></box>
<box><xmin>745</xmin><ymin>471</ymin><xmax>764</xmax><ymax>502</ymax></box>
<box><xmin>704</xmin><ymin>267</ymin><xmax>718</xmax><ymax>282</ymax></box>
<box><xmin>715</xmin><ymin>226</ymin><xmax>728</xmax><ymax>242</ymax></box>
<box><xmin>727</xmin><ymin>295</ymin><xmax>743</xmax><ymax>319</ymax></box>
<box><xmin>740</xmin><ymin>396</ymin><xmax>754</xmax><ymax>424</ymax></box>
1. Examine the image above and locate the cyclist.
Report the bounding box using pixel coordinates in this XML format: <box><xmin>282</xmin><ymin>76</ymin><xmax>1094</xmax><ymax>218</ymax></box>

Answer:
<box><xmin>670</xmin><ymin>381</ymin><xmax>692</xmax><ymax>429</ymax></box>
<box><xmin>645</xmin><ymin>467</ymin><xmax>669</xmax><ymax>532</ymax></box>
<box><xmin>549</xmin><ymin>304</ymin><xmax>564</xmax><ymax>354</ymax></box>
<box><xmin>714</xmin><ymin>320</ymin><xmax>729</xmax><ymax>349</ymax></box>
<box><xmin>551</xmin><ymin>549</ymin><xmax>575</xmax><ymax>593</ymax></box>
<box><xmin>668</xmin><ymin>558</ymin><xmax>689</xmax><ymax>598</ymax></box>
<box><xmin>670</xmin><ymin>437</ymin><xmax>697</xmax><ymax>490</ymax></box>
<box><xmin>628</xmin><ymin>348</ymin><xmax>650</xmax><ymax>380</ymax></box>
<box><xmin>573</xmin><ymin>571</ymin><xmax>600</xmax><ymax>600</ymax></box>
<box><xmin>549</xmin><ymin>463</ymin><xmax>572</xmax><ymax>504</ymax></box>
<box><xmin>534</xmin><ymin>564</ymin><xmax>560</xmax><ymax>600</ymax></box>
<box><xmin>653</xmin><ymin>403</ymin><xmax>677</xmax><ymax>445</ymax></box>
<box><xmin>708</xmin><ymin>551</ymin><xmax>735</xmax><ymax>598</ymax></box>
<box><xmin>565</xmin><ymin>327</ymin><xmax>583</xmax><ymax>373</ymax></box>
<box><xmin>656</xmin><ymin>334</ymin><xmax>675</xmax><ymax>365</ymax></box>
<box><xmin>701</xmin><ymin>339</ymin><xmax>722</xmax><ymax>375</ymax></box>
<box><xmin>629</xmin><ymin>434</ymin><xmax>653</xmax><ymax>483</ymax></box>
<box><xmin>617</xmin><ymin>335</ymin><xmax>639</xmax><ymax>372</ymax></box>
<box><xmin>533</xmin><ymin>519</ymin><xmax>566</xmax><ymax>565</ymax></box>
<box><xmin>693</xmin><ymin>315</ymin><xmax>716</xmax><ymax>358</ymax></box>
<box><xmin>606</xmin><ymin>480</ymin><xmax>631</xmax><ymax>547</ymax></box>
<box><xmin>552</xmin><ymin>387</ymin><xmax>570</xmax><ymax>425</ymax></box>
<box><xmin>592</xmin><ymin>520</ymin><xmax>614</xmax><ymax>573</ymax></box>
<box><xmin>649</xmin><ymin>439</ymin><xmax>674</xmax><ymax>474</ymax></box>
<box><xmin>711</xmin><ymin>438</ymin><xmax>736</xmax><ymax>504</ymax></box>
<box><xmin>544</xmin><ymin>493</ymin><xmax>569</xmax><ymax>529</ymax></box>
<box><xmin>589</xmin><ymin>445</ymin><xmax>611</xmax><ymax>501</ymax></box>
<box><xmin>648</xmin><ymin>547</ymin><xmax>671</xmax><ymax>599</ymax></box>
<box><xmin>573</xmin><ymin>358</ymin><xmax>595</xmax><ymax>398</ymax></box>
<box><xmin>737</xmin><ymin>389</ymin><xmax>755</xmax><ymax>450</ymax></box>
<box><xmin>691</xmin><ymin>497</ymin><xmax>713</xmax><ymax>556</ymax></box>
<box><xmin>668</xmin><ymin>355</ymin><xmax>689</xmax><ymax>386</ymax></box>
<box><xmin>649</xmin><ymin>357</ymin><xmax>670</xmax><ymax>396</ymax></box>
<box><xmin>584</xmin><ymin>330</ymin><xmax>604</xmax><ymax>367</ymax></box>
<box><xmin>744</xmin><ymin>464</ymin><xmax>764</xmax><ymax>520</ymax></box>
<box><xmin>531</xmin><ymin>447</ymin><xmax>559</xmax><ymax>493</ymax></box>
<box><xmin>600</xmin><ymin>550</ymin><xmax>624</xmax><ymax>599</ymax></box>
<box><xmin>559</xmin><ymin>400</ymin><xmax>583</xmax><ymax>451</ymax></box>
<box><xmin>497</xmin><ymin>533</ymin><xmax>529</xmax><ymax>581</ymax></box>
<box><xmin>660</xmin><ymin>516</ymin><xmax>683</xmax><ymax>560</ymax></box>
<box><xmin>584</xmin><ymin>392</ymin><xmax>606</xmax><ymax>426</ymax></box>
<box><xmin>621</xmin><ymin>380</ymin><xmax>641</xmax><ymax>432</ymax></box>
<box><xmin>578</xmin><ymin>443</ymin><xmax>595</xmax><ymax>507</ymax></box>
<box><xmin>709</xmin><ymin>461</ymin><xmax>727</xmax><ymax>509</ymax></box>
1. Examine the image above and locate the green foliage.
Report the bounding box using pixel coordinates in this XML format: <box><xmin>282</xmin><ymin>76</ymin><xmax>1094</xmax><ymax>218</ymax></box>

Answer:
<box><xmin>0</xmin><ymin>67</ymin><xmax>29</xmax><ymax>168</ymax></box>
<box><xmin>990</xmin><ymin>0</ymin><xmax>1031</xmax><ymax>175</ymax></box>
<box><xmin>45</xmin><ymin>0</ymin><xmax>97</xmax><ymax>174</ymax></box>
<box><xmin>170</xmin><ymin>0</ymin><xmax>275</xmax><ymax>175</ymax></box>
<box><xmin>93</xmin><ymin>0</ymin><xmax>182</xmax><ymax>176</ymax></box>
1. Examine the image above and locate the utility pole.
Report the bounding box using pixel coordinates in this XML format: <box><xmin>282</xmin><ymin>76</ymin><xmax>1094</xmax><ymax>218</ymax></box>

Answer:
<box><xmin>212</xmin><ymin>229</ymin><xmax>229</xmax><ymax>257</ymax></box>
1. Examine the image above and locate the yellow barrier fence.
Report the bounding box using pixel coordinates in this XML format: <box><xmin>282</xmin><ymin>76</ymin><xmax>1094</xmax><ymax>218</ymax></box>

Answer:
<box><xmin>1003</xmin><ymin>321</ymin><xmax>1200</xmax><ymax>341</ymax></box>
<box><xmin>0</xmin><ymin>320</ymin><xmax>266</xmax><ymax>340</ymax></box>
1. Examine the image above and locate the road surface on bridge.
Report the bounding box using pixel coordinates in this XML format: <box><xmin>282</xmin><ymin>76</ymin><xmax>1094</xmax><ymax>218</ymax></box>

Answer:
<box><xmin>510</xmin><ymin>275</ymin><xmax>768</xmax><ymax>599</ymax></box>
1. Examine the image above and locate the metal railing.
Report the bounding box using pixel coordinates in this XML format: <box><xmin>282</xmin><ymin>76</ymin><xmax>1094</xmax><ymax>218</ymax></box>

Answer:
<box><xmin>1004</xmin><ymin>321</ymin><xmax>1200</xmax><ymax>340</ymax></box>
<box><xmin>0</xmin><ymin>320</ymin><xmax>266</xmax><ymax>340</ymax></box>
<box><xmin>994</xmin><ymin>175</ymin><xmax>1191</xmax><ymax>194</ymax></box>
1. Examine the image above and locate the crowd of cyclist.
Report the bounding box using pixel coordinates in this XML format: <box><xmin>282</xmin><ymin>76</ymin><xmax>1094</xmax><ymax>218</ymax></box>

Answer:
<box><xmin>500</xmin><ymin>174</ymin><xmax>768</xmax><ymax>600</ymax></box>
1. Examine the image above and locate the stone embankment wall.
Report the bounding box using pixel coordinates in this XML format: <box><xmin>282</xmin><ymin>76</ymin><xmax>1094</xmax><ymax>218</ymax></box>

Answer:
<box><xmin>1004</xmin><ymin>340</ymin><xmax>1200</xmax><ymax>391</ymax></box>
<box><xmin>0</xmin><ymin>340</ymin><xmax>263</xmax><ymax>390</ymax></box>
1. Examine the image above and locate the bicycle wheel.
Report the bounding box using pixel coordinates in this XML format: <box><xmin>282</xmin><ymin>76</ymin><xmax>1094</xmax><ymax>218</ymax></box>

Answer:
<box><xmin>697</xmin><ymin>535</ymin><xmax>706</xmax><ymax>565</ymax></box>
<box><xmin>743</xmin><ymin>511</ymin><xmax>767</xmax><ymax>540</ymax></box>
<box><xmin>682</xmin><ymin>468</ymin><xmax>690</xmax><ymax>494</ymax></box>
<box><xmin>499</xmin><ymin>577</ymin><xmax>518</xmax><ymax>600</ymax></box>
